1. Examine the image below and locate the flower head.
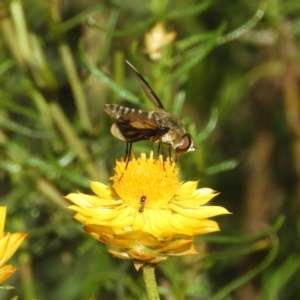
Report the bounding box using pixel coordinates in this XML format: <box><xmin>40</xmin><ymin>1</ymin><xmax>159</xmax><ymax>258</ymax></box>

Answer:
<box><xmin>66</xmin><ymin>152</ymin><xmax>229</xmax><ymax>270</ymax></box>
<box><xmin>144</xmin><ymin>22</ymin><xmax>176</xmax><ymax>61</ymax></box>
<box><xmin>0</xmin><ymin>206</ymin><xmax>27</xmax><ymax>283</ymax></box>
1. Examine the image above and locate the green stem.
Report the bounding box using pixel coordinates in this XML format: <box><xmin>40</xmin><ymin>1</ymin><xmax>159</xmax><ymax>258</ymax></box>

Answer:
<box><xmin>49</xmin><ymin>102</ymin><xmax>102</xmax><ymax>181</ymax></box>
<box><xmin>10</xmin><ymin>0</ymin><xmax>32</xmax><ymax>66</ymax></box>
<box><xmin>142</xmin><ymin>264</ymin><xmax>160</xmax><ymax>300</ymax></box>
<box><xmin>26</xmin><ymin>85</ymin><xmax>54</xmax><ymax>130</ymax></box>
<box><xmin>48</xmin><ymin>2</ymin><xmax>93</xmax><ymax>133</ymax></box>
<box><xmin>217</xmin><ymin>0</ymin><xmax>267</xmax><ymax>45</ymax></box>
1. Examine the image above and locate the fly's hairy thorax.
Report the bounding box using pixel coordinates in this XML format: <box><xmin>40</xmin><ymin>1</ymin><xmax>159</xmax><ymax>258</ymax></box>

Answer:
<box><xmin>151</xmin><ymin>110</ymin><xmax>186</xmax><ymax>143</ymax></box>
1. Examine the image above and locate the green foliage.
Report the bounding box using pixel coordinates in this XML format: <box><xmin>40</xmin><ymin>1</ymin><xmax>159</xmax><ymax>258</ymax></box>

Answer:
<box><xmin>0</xmin><ymin>0</ymin><xmax>300</xmax><ymax>299</ymax></box>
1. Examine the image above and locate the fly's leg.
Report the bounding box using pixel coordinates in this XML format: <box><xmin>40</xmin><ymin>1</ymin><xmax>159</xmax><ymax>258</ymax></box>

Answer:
<box><xmin>168</xmin><ymin>146</ymin><xmax>172</xmax><ymax>160</ymax></box>
<box><xmin>119</xmin><ymin>142</ymin><xmax>132</xmax><ymax>182</ymax></box>
<box><xmin>124</xmin><ymin>142</ymin><xmax>132</xmax><ymax>170</ymax></box>
<box><xmin>157</xmin><ymin>143</ymin><xmax>161</xmax><ymax>159</ymax></box>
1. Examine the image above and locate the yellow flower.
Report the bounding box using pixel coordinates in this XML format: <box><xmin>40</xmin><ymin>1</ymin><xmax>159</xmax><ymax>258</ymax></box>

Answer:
<box><xmin>144</xmin><ymin>22</ymin><xmax>176</xmax><ymax>61</ymax></box>
<box><xmin>0</xmin><ymin>206</ymin><xmax>27</xmax><ymax>283</ymax></box>
<box><xmin>66</xmin><ymin>152</ymin><xmax>229</xmax><ymax>270</ymax></box>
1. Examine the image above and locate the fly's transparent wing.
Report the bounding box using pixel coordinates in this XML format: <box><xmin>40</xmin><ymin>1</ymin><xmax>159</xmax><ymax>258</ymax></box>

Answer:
<box><xmin>126</xmin><ymin>61</ymin><xmax>165</xmax><ymax>110</ymax></box>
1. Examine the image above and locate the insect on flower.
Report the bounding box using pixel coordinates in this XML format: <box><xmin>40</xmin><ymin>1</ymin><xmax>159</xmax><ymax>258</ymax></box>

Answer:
<box><xmin>138</xmin><ymin>195</ymin><xmax>147</xmax><ymax>213</ymax></box>
<box><xmin>104</xmin><ymin>61</ymin><xmax>196</xmax><ymax>163</ymax></box>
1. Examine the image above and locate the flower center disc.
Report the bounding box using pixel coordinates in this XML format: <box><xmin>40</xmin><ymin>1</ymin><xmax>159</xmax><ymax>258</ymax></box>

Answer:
<box><xmin>112</xmin><ymin>152</ymin><xmax>179</xmax><ymax>210</ymax></box>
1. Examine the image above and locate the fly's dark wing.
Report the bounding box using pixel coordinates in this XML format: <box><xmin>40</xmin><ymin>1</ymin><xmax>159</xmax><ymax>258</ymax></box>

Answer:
<box><xmin>112</xmin><ymin>112</ymin><xmax>169</xmax><ymax>142</ymax></box>
<box><xmin>126</xmin><ymin>61</ymin><xmax>165</xmax><ymax>110</ymax></box>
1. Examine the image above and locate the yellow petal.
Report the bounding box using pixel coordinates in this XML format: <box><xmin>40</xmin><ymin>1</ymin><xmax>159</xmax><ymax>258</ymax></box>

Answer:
<box><xmin>172</xmin><ymin>214</ymin><xmax>220</xmax><ymax>230</ymax></box>
<box><xmin>101</xmin><ymin>234</ymin><xmax>139</xmax><ymax>249</ymax></box>
<box><xmin>65</xmin><ymin>193</ymin><xmax>94</xmax><ymax>207</ymax></box>
<box><xmin>158</xmin><ymin>210</ymin><xmax>190</xmax><ymax>231</ymax></box>
<box><xmin>90</xmin><ymin>182</ymin><xmax>118</xmax><ymax>199</ymax></box>
<box><xmin>194</xmin><ymin>219</ymin><xmax>221</xmax><ymax>233</ymax></box>
<box><xmin>153</xmin><ymin>212</ymin><xmax>176</xmax><ymax>234</ymax></box>
<box><xmin>195</xmin><ymin>188</ymin><xmax>216</xmax><ymax>196</ymax></box>
<box><xmin>68</xmin><ymin>205</ymin><xmax>125</xmax><ymax>221</ymax></box>
<box><xmin>66</xmin><ymin>193</ymin><xmax>122</xmax><ymax>207</ymax></box>
<box><xmin>0</xmin><ymin>264</ymin><xmax>17</xmax><ymax>283</ymax></box>
<box><xmin>73</xmin><ymin>212</ymin><xmax>87</xmax><ymax>224</ymax></box>
<box><xmin>0</xmin><ymin>207</ymin><xmax>6</xmax><ymax>235</ymax></box>
<box><xmin>149</xmin><ymin>256</ymin><xmax>168</xmax><ymax>264</ymax></box>
<box><xmin>170</xmin><ymin>244</ymin><xmax>199</xmax><ymax>256</ymax></box>
<box><xmin>175</xmin><ymin>181</ymin><xmax>198</xmax><ymax>197</ymax></box>
<box><xmin>133</xmin><ymin>260</ymin><xmax>145</xmax><ymax>271</ymax></box>
<box><xmin>173</xmin><ymin>190</ymin><xmax>218</xmax><ymax>206</ymax></box>
<box><xmin>85</xmin><ymin>215</ymin><xmax>135</xmax><ymax>228</ymax></box>
<box><xmin>169</xmin><ymin>204</ymin><xmax>230</xmax><ymax>219</ymax></box>
<box><xmin>132</xmin><ymin>212</ymin><xmax>146</xmax><ymax>231</ymax></box>
<box><xmin>108</xmin><ymin>248</ymin><xmax>132</xmax><ymax>260</ymax></box>
<box><xmin>0</xmin><ymin>233</ymin><xmax>27</xmax><ymax>267</ymax></box>
<box><xmin>141</xmin><ymin>210</ymin><xmax>179</xmax><ymax>237</ymax></box>
<box><xmin>160</xmin><ymin>238</ymin><xmax>194</xmax><ymax>253</ymax></box>
<box><xmin>129</xmin><ymin>249</ymin><xmax>158</xmax><ymax>261</ymax></box>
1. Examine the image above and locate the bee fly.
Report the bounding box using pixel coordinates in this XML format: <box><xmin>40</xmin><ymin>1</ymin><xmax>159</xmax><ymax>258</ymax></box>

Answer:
<box><xmin>105</xmin><ymin>61</ymin><xmax>196</xmax><ymax>163</ymax></box>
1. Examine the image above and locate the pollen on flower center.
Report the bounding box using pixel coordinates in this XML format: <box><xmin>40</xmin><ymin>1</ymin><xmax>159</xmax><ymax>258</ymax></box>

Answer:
<box><xmin>112</xmin><ymin>152</ymin><xmax>179</xmax><ymax>209</ymax></box>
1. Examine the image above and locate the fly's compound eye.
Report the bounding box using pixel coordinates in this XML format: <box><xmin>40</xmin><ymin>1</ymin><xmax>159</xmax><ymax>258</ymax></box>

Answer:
<box><xmin>175</xmin><ymin>133</ymin><xmax>196</xmax><ymax>154</ymax></box>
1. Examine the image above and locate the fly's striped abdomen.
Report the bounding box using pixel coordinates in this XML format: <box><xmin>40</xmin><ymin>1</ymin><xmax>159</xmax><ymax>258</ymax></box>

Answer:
<box><xmin>104</xmin><ymin>104</ymin><xmax>143</xmax><ymax>119</ymax></box>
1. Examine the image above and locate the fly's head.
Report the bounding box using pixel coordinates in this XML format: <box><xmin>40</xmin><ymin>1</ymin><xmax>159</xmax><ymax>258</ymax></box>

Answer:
<box><xmin>174</xmin><ymin>133</ymin><xmax>196</xmax><ymax>161</ymax></box>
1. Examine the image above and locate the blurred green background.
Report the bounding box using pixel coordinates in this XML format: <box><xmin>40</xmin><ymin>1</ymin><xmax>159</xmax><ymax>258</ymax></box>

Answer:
<box><xmin>0</xmin><ymin>0</ymin><xmax>299</xmax><ymax>299</ymax></box>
